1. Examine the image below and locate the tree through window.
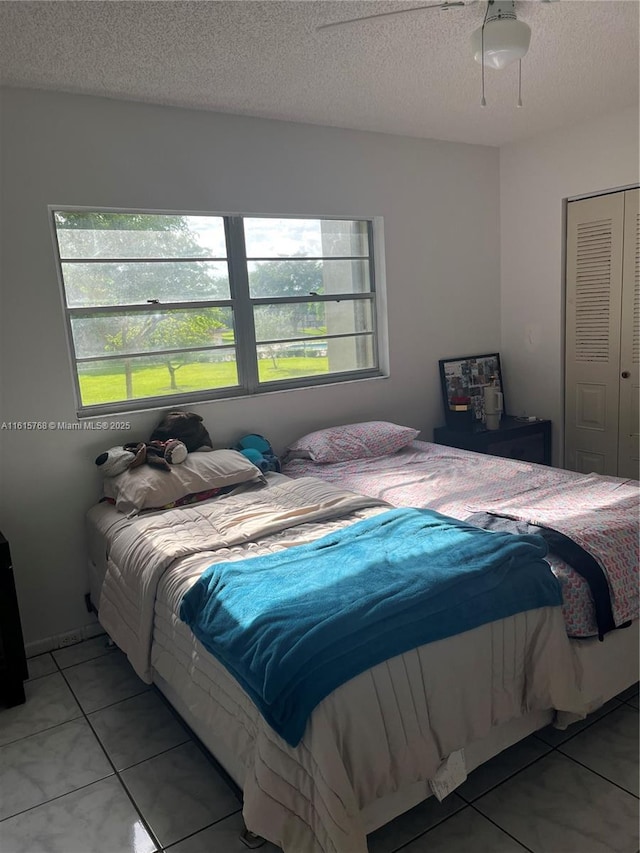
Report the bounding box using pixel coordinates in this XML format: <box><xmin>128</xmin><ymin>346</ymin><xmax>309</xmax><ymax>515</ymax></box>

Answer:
<box><xmin>52</xmin><ymin>210</ymin><xmax>381</xmax><ymax>414</ymax></box>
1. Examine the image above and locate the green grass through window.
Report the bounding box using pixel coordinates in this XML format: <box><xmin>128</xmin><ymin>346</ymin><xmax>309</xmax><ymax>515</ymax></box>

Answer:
<box><xmin>79</xmin><ymin>357</ymin><xmax>330</xmax><ymax>405</ymax></box>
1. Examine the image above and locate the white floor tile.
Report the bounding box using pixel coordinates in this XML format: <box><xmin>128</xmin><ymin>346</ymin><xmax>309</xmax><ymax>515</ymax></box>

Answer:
<box><xmin>456</xmin><ymin>735</ymin><xmax>551</xmax><ymax>802</ymax></box>
<box><xmin>26</xmin><ymin>654</ymin><xmax>58</xmax><ymax>681</ymax></box>
<box><xmin>63</xmin><ymin>650</ymin><xmax>149</xmax><ymax>713</ymax></box>
<box><xmin>121</xmin><ymin>742</ymin><xmax>240</xmax><ymax>848</ymax></box>
<box><xmin>0</xmin><ymin>718</ymin><xmax>113</xmax><ymax>820</ymax></box>
<box><xmin>0</xmin><ymin>673</ymin><xmax>81</xmax><ymax>747</ymax></box>
<box><xmin>0</xmin><ymin>673</ymin><xmax>635</xmax><ymax>853</ymax></box>
<box><xmin>367</xmin><ymin>793</ymin><xmax>466</xmax><ymax>853</ymax></box>
<box><xmin>616</xmin><ymin>682</ymin><xmax>639</xmax><ymax>702</ymax></box>
<box><xmin>558</xmin><ymin>704</ymin><xmax>639</xmax><ymax>796</ymax></box>
<box><xmin>89</xmin><ymin>690</ymin><xmax>190</xmax><ymax>770</ymax></box>
<box><xmin>52</xmin><ymin>635</ymin><xmax>115</xmax><ymax>669</ymax></box>
<box><xmin>166</xmin><ymin>812</ymin><xmax>281</xmax><ymax>852</ymax></box>
<box><xmin>0</xmin><ymin>776</ymin><xmax>157</xmax><ymax>853</ymax></box>
<box><xmin>475</xmin><ymin>751</ymin><xmax>639</xmax><ymax>853</ymax></box>
<box><xmin>399</xmin><ymin>806</ymin><xmax>528</xmax><ymax>852</ymax></box>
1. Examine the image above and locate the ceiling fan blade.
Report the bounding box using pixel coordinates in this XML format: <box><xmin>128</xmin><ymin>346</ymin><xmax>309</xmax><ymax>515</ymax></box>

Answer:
<box><xmin>316</xmin><ymin>1</ymin><xmax>468</xmax><ymax>32</ymax></box>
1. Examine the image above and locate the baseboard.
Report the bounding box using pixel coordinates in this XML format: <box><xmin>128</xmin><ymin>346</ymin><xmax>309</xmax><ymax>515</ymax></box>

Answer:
<box><xmin>25</xmin><ymin>622</ymin><xmax>107</xmax><ymax>658</ymax></box>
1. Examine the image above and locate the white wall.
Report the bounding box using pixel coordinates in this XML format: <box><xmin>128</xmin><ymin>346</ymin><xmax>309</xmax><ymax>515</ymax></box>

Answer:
<box><xmin>500</xmin><ymin>106</ymin><xmax>640</xmax><ymax>465</ymax></box>
<box><xmin>0</xmin><ymin>87</ymin><xmax>500</xmax><ymax>648</ymax></box>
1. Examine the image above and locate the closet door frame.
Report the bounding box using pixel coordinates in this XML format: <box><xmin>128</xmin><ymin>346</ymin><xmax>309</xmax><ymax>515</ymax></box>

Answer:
<box><xmin>562</xmin><ymin>184</ymin><xmax>640</xmax><ymax>477</ymax></box>
<box><xmin>618</xmin><ymin>187</ymin><xmax>639</xmax><ymax>479</ymax></box>
<box><xmin>565</xmin><ymin>192</ymin><xmax>624</xmax><ymax>475</ymax></box>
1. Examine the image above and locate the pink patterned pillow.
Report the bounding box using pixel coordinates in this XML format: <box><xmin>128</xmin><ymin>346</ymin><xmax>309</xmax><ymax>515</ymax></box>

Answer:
<box><xmin>287</xmin><ymin>421</ymin><xmax>419</xmax><ymax>464</ymax></box>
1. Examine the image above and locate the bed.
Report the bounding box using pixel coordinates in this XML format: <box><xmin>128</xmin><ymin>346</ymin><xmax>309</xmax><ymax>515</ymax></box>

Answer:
<box><xmin>86</xmin><ymin>432</ymin><xmax>639</xmax><ymax>853</ymax></box>
<box><xmin>282</xmin><ymin>426</ymin><xmax>639</xmax><ymax>642</ymax></box>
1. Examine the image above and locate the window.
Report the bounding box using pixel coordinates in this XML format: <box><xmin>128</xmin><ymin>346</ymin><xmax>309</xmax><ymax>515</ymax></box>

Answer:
<box><xmin>52</xmin><ymin>210</ymin><xmax>382</xmax><ymax>415</ymax></box>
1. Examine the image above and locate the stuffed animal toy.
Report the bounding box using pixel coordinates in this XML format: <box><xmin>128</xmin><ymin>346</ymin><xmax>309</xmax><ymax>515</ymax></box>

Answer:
<box><xmin>149</xmin><ymin>410</ymin><xmax>213</xmax><ymax>453</ymax></box>
<box><xmin>232</xmin><ymin>434</ymin><xmax>281</xmax><ymax>473</ymax></box>
<box><xmin>123</xmin><ymin>439</ymin><xmax>188</xmax><ymax>472</ymax></box>
<box><xmin>95</xmin><ymin>446</ymin><xmax>137</xmax><ymax>477</ymax></box>
<box><xmin>96</xmin><ymin>440</ymin><xmax>188</xmax><ymax>476</ymax></box>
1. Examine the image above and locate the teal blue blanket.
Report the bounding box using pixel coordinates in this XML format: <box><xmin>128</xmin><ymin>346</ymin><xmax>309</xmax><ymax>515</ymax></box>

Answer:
<box><xmin>180</xmin><ymin>507</ymin><xmax>560</xmax><ymax>747</ymax></box>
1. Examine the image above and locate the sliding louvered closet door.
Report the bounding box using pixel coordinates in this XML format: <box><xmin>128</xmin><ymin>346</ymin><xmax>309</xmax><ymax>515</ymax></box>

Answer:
<box><xmin>565</xmin><ymin>189</ymin><xmax>639</xmax><ymax>478</ymax></box>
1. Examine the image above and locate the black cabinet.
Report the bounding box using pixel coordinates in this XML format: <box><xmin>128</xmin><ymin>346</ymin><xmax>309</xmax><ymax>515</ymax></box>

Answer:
<box><xmin>433</xmin><ymin>417</ymin><xmax>552</xmax><ymax>466</ymax></box>
<box><xmin>0</xmin><ymin>533</ymin><xmax>28</xmax><ymax>707</ymax></box>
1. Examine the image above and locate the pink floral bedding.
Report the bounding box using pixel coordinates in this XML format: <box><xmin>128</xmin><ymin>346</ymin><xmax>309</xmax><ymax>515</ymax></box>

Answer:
<box><xmin>283</xmin><ymin>441</ymin><xmax>639</xmax><ymax>638</ymax></box>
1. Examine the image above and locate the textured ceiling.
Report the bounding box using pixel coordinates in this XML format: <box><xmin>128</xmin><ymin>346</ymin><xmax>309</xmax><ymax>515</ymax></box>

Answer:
<box><xmin>0</xmin><ymin>0</ymin><xmax>638</xmax><ymax>146</ymax></box>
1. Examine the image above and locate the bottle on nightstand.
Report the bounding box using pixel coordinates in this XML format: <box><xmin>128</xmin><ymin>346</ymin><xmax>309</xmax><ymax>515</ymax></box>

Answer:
<box><xmin>446</xmin><ymin>396</ymin><xmax>474</xmax><ymax>431</ymax></box>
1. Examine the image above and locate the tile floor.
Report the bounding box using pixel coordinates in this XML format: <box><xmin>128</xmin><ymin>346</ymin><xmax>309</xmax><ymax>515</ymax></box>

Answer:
<box><xmin>0</xmin><ymin>636</ymin><xmax>637</xmax><ymax>853</ymax></box>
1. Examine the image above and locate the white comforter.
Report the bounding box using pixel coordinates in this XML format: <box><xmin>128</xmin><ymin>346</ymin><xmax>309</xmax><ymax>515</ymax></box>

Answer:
<box><xmin>97</xmin><ymin>474</ymin><xmax>586</xmax><ymax>853</ymax></box>
<box><xmin>99</xmin><ymin>475</ymin><xmax>384</xmax><ymax>681</ymax></box>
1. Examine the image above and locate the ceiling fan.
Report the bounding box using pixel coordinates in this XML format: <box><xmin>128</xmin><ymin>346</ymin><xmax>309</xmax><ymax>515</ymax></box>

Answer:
<box><xmin>317</xmin><ymin>0</ymin><xmax>553</xmax><ymax>107</ymax></box>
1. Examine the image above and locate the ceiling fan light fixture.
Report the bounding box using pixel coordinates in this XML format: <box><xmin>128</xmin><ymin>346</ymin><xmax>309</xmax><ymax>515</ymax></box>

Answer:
<box><xmin>471</xmin><ymin>18</ymin><xmax>531</xmax><ymax>70</ymax></box>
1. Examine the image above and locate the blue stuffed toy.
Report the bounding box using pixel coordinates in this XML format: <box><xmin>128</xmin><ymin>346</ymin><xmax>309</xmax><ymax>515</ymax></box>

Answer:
<box><xmin>233</xmin><ymin>434</ymin><xmax>281</xmax><ymax>473</ymax></box>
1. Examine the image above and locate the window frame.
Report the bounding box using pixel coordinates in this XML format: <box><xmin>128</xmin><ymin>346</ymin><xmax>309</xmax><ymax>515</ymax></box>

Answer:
<box><xmin>50</xmin><ymin>206</ymin><xmax>385</xmax><ymax>417</ymax></box>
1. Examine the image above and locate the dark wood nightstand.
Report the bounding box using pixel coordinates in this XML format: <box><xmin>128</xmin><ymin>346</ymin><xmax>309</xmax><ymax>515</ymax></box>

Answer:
<box><xmin>433</xmin><ymin>417</ymin><xmax>552</xmax><ymax>466</ymax></box>
<box><xmin>0</xmin><ymin>533</ymin><xmax>28</xmax><ymax>707</ymax></box>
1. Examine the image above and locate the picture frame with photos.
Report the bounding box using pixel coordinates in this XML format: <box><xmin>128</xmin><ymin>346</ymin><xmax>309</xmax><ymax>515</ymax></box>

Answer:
<box><xmin>438</xmin><ymin>352</ymin><xmax>505</xmax><ymax>423</ymax></box>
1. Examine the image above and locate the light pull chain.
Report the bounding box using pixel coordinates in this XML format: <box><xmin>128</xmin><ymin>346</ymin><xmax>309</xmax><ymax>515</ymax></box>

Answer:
<box><xmin>517</xmin><ymin>58</ymin><xmax>523</xmax><ymax>107</ymax></box>
<box><xmin>481</xmin><ymin>24</ymin><xmax>487</xmax><ymax>106</ymax></box>
<box><xmin>479</xmin><ymin>1</ymin><xmax>490</xmax><ymax>107</ymax></box>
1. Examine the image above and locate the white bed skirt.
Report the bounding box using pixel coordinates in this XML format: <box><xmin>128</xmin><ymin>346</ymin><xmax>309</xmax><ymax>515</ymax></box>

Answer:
<box><xmin>149</xmin><ymin>599</ymin><xmax>638</xmax><ymax>844</ymax></box>
<box><xmin>153</xmin><ymin>669</ymin><xmax>553</xmax><ymax>834</ymax></box>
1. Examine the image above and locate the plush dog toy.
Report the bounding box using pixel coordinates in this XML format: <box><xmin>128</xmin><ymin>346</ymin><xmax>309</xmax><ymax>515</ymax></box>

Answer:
<box><xmin>232</xmin><ymin>434</ymin><xmax>281</xmax><ymax>473</ymax></box>
<box><xmin>150</xmin><ymin>410</ymin><xmax>213</xmax><ymax>453</ymax></box>
<box><xmin>96</xmin><ymin>439</ymin><xmax>188</xmax><ymax>476</ymax></box>
<box><xmin>123</xmin><ymin>439</ymin><xmax>188</xmax><ymax>472</ymax></box>
<box><xmin>95</xmin><ymin>446</ymin><xmax>137</xmax><ymax>477</ymax></box>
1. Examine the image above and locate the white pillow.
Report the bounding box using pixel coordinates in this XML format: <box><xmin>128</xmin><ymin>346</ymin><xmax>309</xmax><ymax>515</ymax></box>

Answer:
<box><xmin>103</xmin><ymin>449</ymin><xmax>265</xmax><ymax>515</ymax></box>
<box><xmin>286</xmin><ymin>421</ymin><xmax>420</xmax><ymax>464</ymax></box>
